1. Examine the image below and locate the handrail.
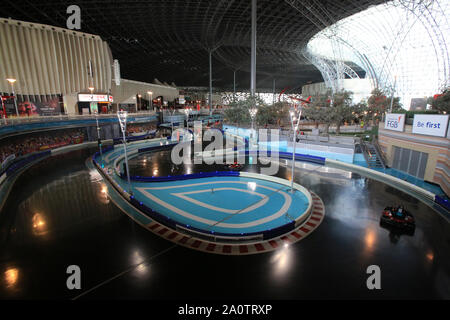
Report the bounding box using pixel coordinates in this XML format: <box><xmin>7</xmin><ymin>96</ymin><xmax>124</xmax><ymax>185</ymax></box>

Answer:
<box><xmin>325</xmin><ymin>159</ymin><xmax>435</xmax><ymax>202</ymax></box>
<box><xmin>359</xmin><ymin>140</ymin><xmax>372</xmax><ymax>166</ymax></box>
<box><xmin>0</xmin><ymin>112</ymin><xmax>157</xmax><ymax>127</ymax></box>
<box><xmin>372</xmin><ymin>139</ymin><xmax>387</xmax><ymax>169</ymax></box>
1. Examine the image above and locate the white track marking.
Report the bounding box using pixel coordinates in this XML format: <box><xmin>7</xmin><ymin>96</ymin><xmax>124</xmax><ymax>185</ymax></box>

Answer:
<box><xmin>135</xmin><ymin>180</ymin><xmax>293</xmax><ymax>228</ymax></box>
<box><xmin>172</xmin><ymin>187</ymin><xmax>268</xmax><ymax>214</ymax></box>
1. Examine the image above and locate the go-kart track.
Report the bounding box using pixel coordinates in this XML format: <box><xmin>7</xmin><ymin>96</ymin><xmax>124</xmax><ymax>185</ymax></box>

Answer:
<box><xmin>94</xmin><ymin>138</ymin><xmax>325</xmax><ymax>254</ymax></box>
<box><xmin>2</xmin><ymin>142</ymin><xmax>449</xmax><ymax>299</ymax></box>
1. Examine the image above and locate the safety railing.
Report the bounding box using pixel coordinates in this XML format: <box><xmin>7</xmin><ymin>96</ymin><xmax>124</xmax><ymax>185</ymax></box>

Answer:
<box><xmin>5</xmin><ymin>150</ymin><xmax>51</xmax><ymax>177</ymax></box>
<box><xmin>0</xmin><ymin>112</ymin><xmax>157</xmax><ymax>126</ymax></box>
<box><xmin>121</xmin><ymin>169</ymin><xmax>240</xmax><ymax>182</ymax></box>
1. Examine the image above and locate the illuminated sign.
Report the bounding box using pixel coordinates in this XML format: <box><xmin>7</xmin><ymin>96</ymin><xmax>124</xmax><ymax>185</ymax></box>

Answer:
<box><xmin>78</xmin><ymin>94</ymin><xmax>109</xmax><ymax>102</ymax></box>
<box><xmin>385</xmin><ymin>113</ymin><xmax>405</xmax><ymax>132</ymax></box>
<box><xmin>412</xmin><ymin>114</ymin><xmax>449</xmax><ymax>137</ymax></box>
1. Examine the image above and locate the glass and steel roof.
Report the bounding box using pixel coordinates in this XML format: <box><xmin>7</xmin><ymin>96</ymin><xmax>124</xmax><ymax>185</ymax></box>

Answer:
<box><xmin>1</xmin><ymin>0</ymin><xmax>384</xmax><ymax>91</ymax></box>
<box><xmin>306</xmin><ymin>0</ymin><xmax>449</xmax><ymax>107</ymax></box>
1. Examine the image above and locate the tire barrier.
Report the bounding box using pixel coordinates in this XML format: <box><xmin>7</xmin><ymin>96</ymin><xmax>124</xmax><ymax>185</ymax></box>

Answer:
<box><xmin>121</xmin><ymin>170</ymin><xmax>240</xmax><ymax>182</ymax></box>
<box><xmin>137</xmin><ymin>143</ymin><xmax>176</xmax><ymax>154</ymax></box>
<box><xmin>112</xmin><ymin>132</ymin><xmax>156</xmax><ymax>145</ymax></box>
<box><xmin>5</xmin><ymin>151</ymin><xmax>51</xmax><ymax>177</ymax></box>
<box><xmin>435</xmin><ymin>195</ymin><xmax>450</xmax><ymax>211</ymax></box>
<box><xmin>241</xmin><ymin>150</ymin><xmax>326</xmax><ymax>165</ymax></box>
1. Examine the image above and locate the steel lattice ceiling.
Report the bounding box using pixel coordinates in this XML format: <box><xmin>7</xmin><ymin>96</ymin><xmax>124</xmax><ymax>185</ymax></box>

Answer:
<box><xmin>2</xmin><ymin>0</ymin><xmax>386</xmax><ymax>92</ymax></box>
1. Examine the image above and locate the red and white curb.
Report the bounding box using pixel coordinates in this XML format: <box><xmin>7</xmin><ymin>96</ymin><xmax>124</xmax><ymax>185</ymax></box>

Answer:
<box><xmin>144</xmin><ymin>192</ymin><xmax>325</xmax><ymax>255</ymax></box>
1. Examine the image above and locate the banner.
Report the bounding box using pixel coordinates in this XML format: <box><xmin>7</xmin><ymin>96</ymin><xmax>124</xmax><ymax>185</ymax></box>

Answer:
<box><xmin>384</xmin><ymin>113</ymin><xmax>405</xmax><ymax>132</ymax></box>
<box><xmin>412</xmin><ymin>114</ymin><xmax>449</xmax><ymax>137</ymax></box>
<box><xmin>18</xmin><ymin>98</ymin><xmax>61</xmax><ymax>116</ymax></box>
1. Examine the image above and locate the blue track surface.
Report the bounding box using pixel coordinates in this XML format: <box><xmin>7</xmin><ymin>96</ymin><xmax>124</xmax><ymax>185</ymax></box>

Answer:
<box><xmin>97</xmin><ymin>139</ymin><xmax>311</xmax><ymax>235</ymax></box>
<box><xmin>132</xmin><ymin>176</ymin><xmax>309</xmax><ymax>234</ymax></box>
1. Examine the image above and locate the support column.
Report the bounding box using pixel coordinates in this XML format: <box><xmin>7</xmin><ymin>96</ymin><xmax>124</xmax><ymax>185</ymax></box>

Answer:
<box><xmin>272</xmin><ymin>78</ymin><xmax>276</xmax><ymax>105</ymax></box>
<box><xmin>209</xmin><ymin>50</ymin><xmax>213</xmax><ymax>113</ymax></box>
<box><xmin>233</xmin><ymin>70</ymin><xmax>236</xmax><ymax>99</ymax></box>
<box><xmin>250</xmin><ymin>0</ymin><xmax>257</xmax><ymax>96</ymax></box>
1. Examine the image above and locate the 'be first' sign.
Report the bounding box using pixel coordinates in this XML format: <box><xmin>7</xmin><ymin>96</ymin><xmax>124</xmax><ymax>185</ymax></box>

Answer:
<box><xmin>412</xmin><ymin>114</ymin><xmax>449</xmax><ymax>137</ymax></box>
<box><xmin>385</xmin><ymin>113</ymin><xmax>406</xmax><ymax>132</ymax></box>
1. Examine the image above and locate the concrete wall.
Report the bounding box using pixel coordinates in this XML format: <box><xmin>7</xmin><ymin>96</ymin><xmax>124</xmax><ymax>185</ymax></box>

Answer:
<box><xmin>111</xmin><ymin>79</ymin><xmax>179</xmax><ymax>109</ymax></box>
<box><xmin>378</xmin><ymin>123</ymin><xmax>450</xmax><ymax>196</ymax></box>
<box><xmin>63</xmin><ymin>94</ymin><xmax>78</xmax><ymax>115</ymax></box>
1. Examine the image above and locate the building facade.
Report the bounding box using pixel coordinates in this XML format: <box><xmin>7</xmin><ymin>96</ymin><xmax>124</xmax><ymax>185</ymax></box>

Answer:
<box><xmin>0</xmin><ymin>18</ymin><xmax>178</xmax><ymax>116</ymax></box>
<box><xmin>378</xmin><ymin>122</ymin><xmax>450</xmax><ymax>197</ymax></box>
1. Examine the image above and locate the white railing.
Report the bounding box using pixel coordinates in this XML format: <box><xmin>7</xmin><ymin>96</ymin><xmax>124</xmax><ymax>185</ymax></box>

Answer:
<box><xmin>0</xmin><ymin>111</ymin><xmax>157</xmax><ymax>126</ymax></box>
<box><xmin>287</xmin><ymin>141</ymin><xmax>355</xmax><ymax>155</ymax></box>
<box><xmin>325</xmin><ymin>159</ymin><xmax>435</xmax><ymax>202</ymax></box>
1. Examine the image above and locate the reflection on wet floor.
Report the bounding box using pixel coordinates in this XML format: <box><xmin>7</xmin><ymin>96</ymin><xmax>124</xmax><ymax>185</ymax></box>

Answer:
<box><xmin>0</xmin><ymin>147</ymin><xmax>449</xmax><ymax>299</ymax></box>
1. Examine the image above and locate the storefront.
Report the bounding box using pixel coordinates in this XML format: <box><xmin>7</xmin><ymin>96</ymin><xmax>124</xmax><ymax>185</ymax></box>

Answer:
<box><xmin>77</xmin><ymin>94</ymin><xmax>113</xmax><ymax>115</ymax></box>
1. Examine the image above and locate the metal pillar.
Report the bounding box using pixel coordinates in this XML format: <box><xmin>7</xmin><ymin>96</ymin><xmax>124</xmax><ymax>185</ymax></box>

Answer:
<box><xmin>209</xmin><ymin>50</ymin><xmax>213</xmax><ymax>113</ymax></box>
<box><xmin>233</xmin><ymin>70</ymin><xmax>236</xmax><ymax>100</ymax></box>
<box><xmin>95</xmin><ymin>111</ymin><xmax>103</xmax><ymax>164</ymax></box>
<box><xmin>12</xmin><ymin>90</ymin><xmax>18</xmax><ymax>117</ymax></box>
<box><xmin>249</xmin><ymin>108</ymin><xmax>258</xmax><ymax>142</ymax></box>
<box><xmin>389</xmin><ymin>76</ymin><xmax>397</xmax><ymax>113</ymax></box>
<box><xmin>117</xmin><ymin>111</ymin><xmax>132</xmax><ymax>194</ymax></box>
<box><xmin>272</xmin><ymin>78</ymin><xmax>276</xmax><ymax>105</ymax></box>
<box><xmin>250</xmin><ymin>0</ymin><xmax>257</xmax><ymax>96</ymax></box>
<box><xmin>184</xmin><ymin>108</ymin><xmax>190</xmax><ymax>130</ymax></box>
<box><xmin>289</xmin><ymin>107</ymin><xmax>302</xmax><ymax>193</ymax></box>
<box><xmin>7</xmin><ymin>80</ymin><xmax>19</xmax><ymax>117</ymax></box>
<box><xmin>170</xmin><ymin>108</ymin><xmax>176</xmax><ymax>139</ymax></box>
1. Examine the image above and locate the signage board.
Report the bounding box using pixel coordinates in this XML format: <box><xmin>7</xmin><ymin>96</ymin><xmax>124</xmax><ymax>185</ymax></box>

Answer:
<box><xmin>78</xmin><ymin>94</ymin><xmax>109</xmax><ymax>102</ymax></box>
<box><xmin>412</xmin><ymin>114</ymin><xmax>449</xmax><ymax>137</ymax></box>
<box><xmin>384</xmin><ymin>113</ymin><xmax>406</xmax><ymax>132</ymax></box>
<box><xmin>114</xmin><ymin>59</ymin><xmax>121</xmax><ymax>86</ymax></box>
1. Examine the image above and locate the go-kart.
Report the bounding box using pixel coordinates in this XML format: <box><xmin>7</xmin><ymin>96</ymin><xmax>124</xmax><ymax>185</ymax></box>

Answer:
<box><xmin>380</xmin><ymin>206</ymin><xmax>415</xmax><ymax>231</ymax></box>
<box><xmin>226</xmin><ymin>162</ymin><xmax>244</xmax><ymax>171</ymax></box>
